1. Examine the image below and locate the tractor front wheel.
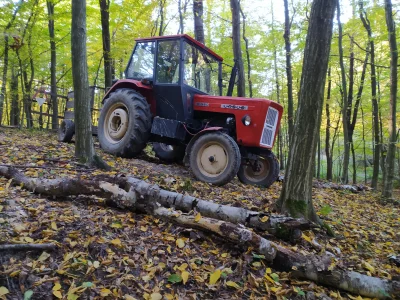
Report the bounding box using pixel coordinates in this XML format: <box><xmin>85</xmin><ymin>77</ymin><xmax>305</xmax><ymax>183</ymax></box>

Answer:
<box><xmin>190</xmin><ymin>132</ymin><xmax>241</xmax><ymax>186</ymax></box>
<box><xmin>237</xmin><ymin>151</ymin><xmax>279</xmax><ymax>188</ymax></box>
<box><xmin>153</xmin><ymin>143</ymin><xmax>185</xmax><ymax>163</ymax></box>
<box><xmin>98</xmin><ymin>89</ymin><xmax>151</xmax><ymax>158</ymax></box>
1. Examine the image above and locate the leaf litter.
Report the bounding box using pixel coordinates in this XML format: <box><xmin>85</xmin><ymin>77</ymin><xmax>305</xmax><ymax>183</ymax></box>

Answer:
<box><xmin>0</xmin><ymin>128</ymin><xmax>399</xmax><ymax>299</ymax></box>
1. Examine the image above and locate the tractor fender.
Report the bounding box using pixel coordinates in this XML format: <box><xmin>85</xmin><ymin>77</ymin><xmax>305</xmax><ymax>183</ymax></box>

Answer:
<box><xmin>183</xmin><ymin>127</ymin><xmax>224</xmax><ymax>166</ymax></box>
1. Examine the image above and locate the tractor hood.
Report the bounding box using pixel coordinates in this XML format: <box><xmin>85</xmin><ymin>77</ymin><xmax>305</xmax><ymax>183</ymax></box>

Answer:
<box><xmin>193</xmin><ymin>94</ymin><xmax>283</xmax><ymax>149</ymax></box>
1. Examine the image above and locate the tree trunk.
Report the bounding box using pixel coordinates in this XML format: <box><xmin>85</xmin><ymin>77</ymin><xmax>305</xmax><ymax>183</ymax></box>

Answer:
<box><xmin>325</xmin><ymin>67</ymin><xmax>333</xmax><ymax>181</ymax></box>
<box><xmin>1</xmin><ymin>166</ymin><xmax>399</xmax><ymax>299</ymax></box>
<box><xmin>337</xmin><ymin>1</ymin><xmax>350</xmax><ymax>184</ymax></box>
<box><xmin>193</xmin><ymin>0</ymin><xmax>204</xmax><ymax>43</ymax></box>
<box><xmin>278</xmin><ymin>0</ymin><xmax>337</xmax><ymax>222</ymax></box>
<box><xmin>99</xmin><ymin>0</ymin><xmax>113</xmax><ymax>89</ymax></box>
<box><xmin>158</xmin><ymin>0</ymin><xmax>166</xmax><ymax>36</ymax></box>
<box><xmin>230</xmin><ymin>0</ymin><xmax>245</xmax><ymax>97</ymax></box>
<box><xmin>359</xmin><ymin>3</ymin><xmax>380</xmax><ymax>189</ymax></box>
<box><xmin>283</xmin><ymin>0</ymin><xmax>294</xmax><ymax>143</ymax></box>
<box><xmin>10</xmin><ymin>66</ymin><xmax>19</xmax><ymax>126</ymax></box>
<box><xmin>382</xmin><ymin>0</ymin><xmax>397</xmax><ymax>199</ymax></box>
<box><xmin>239</xmin><ymin>4</ymin><xmax>252</xmax><ymax>98</ymax></box>
<box><xmin>47</xmin><ymin>0</ymin><xmax>58</xmax><ymax>130</ymax></box>
<box><xmin>71</xmin><ymin>0</ymin><xmax>95</xmax><ymax>164</ymax></box>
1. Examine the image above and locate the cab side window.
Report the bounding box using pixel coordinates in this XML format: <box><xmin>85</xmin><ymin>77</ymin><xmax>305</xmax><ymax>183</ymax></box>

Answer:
<box><xmin>125</xmin><ymin>42</ymin><xmax>155</xmax><ymax>79</ymax></box>
<box><xmin>156</xmin><ymin>40</ymin><xmax>180</xmax><ymax>84</ymax></box>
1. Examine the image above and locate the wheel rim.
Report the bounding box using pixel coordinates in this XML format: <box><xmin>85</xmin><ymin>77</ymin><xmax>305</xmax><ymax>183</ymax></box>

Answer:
<box><xmin>242</xmin><ymin>157</ymin><xmax>270</xmax><ymax>182</ymax></box>
<box><xmin>103</xmin><ymin>102</ymin><xmax>129</xmax><ymax>144</ymax></box>
<box><xmin>196</xmin><ymin>142</ymin><xmax>228</xmax><ymax>178</ymax></box>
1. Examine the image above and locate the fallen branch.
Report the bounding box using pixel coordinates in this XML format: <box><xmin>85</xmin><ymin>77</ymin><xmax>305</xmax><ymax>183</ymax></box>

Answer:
<box><xmin>0</xmin><ymin>243</ymin><xmax>56</xmax><ymax>251</ymax></box>
<box><xmin>1</xmin><ymin>166</ymin><xmax>399</xmax><ymax>298</ymax></box>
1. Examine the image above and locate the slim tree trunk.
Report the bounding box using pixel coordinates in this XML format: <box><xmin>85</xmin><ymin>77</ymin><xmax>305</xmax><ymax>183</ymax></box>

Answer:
<box><xmin>10</xmin><ymin>66</ymin><xmax>19</xmax><ymax>126</ymax></box>
<box><xmin>382</xmin><ymin>0</ymin><xmax>397</xmax><ymax>199</ymax></box>
<box><xmin>325</xmin><ymin>67</ymin><xmax>333</xmax><ymax>181</ymax></box>
<box><xmin>278</xmin><ymin>0</ymin><xmax>337</xmax><ymax>222</ymax></box>
<box><xmin>274</xmin><ymin>49</ymin><xmax>284</xmax><ymax>169</ymax></box>
<box><xmin>239</xmin><ymin>3</ymin><xmax>252</xmax><ymax>98</ymax></box>
<box><xmin>47</xmin><ymin>0</ymin><xmax>58</xmax><ymax>130</ymax></box>
<box><xmin>99</xmin><ymin>0</ymin><xmax>113</xmax><ymax>89</ymax></box>
<box><xmin>337</xmin><ymin>1</ymin><xmax>350</xmax><ymax>184</ymax></box>
<box><xmin>283</xmin><ymin>0</ymin><xmax>294</xmax><ymax>143</ymax></box>
<box><xmin>193</xmin><ymin>0</ymin><xmax>204</xmax><ymax>43</ymax></box>
<box><xmin>72</xmin><ymin>0</ymin><xmax>95</xmax><ymax>163</ymax></box>
<box><xmin>230</xmin><ymin>0</ymin><xmax>245</xmax><ymax>97</ymax></box>
<box><xmin>158</xmin><ymin>0</ymin><xmax>166</xmax><ymax>36</ymax></box>
<box><xmin>359</xmin><ymin>2</ymin><xmax>380</xmax><ymax>189</ymax></box>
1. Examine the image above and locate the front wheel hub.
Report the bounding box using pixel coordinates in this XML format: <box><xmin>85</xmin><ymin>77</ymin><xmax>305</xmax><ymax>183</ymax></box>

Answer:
<box><xmin>105</xmin><ymin>105</ymin><xmax>129</xmax><ymax>143</ymax></box>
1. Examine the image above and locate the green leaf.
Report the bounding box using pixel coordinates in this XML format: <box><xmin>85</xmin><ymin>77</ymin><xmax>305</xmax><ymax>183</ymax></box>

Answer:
<box><xmin>295</xmin><ymin>287</ymin><xmax>305</xmax><ymax>296</ymax></box>
<box><xmin>252</xmin><ymin>253</ymin><xmax>265</xmax><ymax>260</ymax></box>
<box><xmin>81</xmin><ymin>282</ymin><xmax>93</xmax><ymax>288</ymax></box>
<box><xmin>167</xmin><ymin>273</ymin><xmax>182</xmax><ymax>284</ymax></box>
<box><xmin>24</xmin><ymin>290</ymin><xmax>34</xmax><ymax>300</ymax></box>
<box><xmin>319</xmin><ymin>205</ymin><xmax>332</xmax><ymax>216</ymax></box>
<box><xmin>270</xmin><ymin>273</ymin><xmax>279</xmax><ymax>282</ymax></box>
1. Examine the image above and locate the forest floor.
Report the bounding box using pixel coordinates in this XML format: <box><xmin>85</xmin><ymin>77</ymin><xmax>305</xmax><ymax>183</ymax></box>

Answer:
<box><xmin>0</xmin><ymin>128</ymin><xmax>399</xmax><ymax>300</ymax></box>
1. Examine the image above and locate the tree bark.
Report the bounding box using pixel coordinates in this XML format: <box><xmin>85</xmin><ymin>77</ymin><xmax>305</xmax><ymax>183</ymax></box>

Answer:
<box><xmin>230</xmin><ymin>0</ymin><xmax>245</xmax><ymax>97</ymax></box>
<box><xmin>382</xmin><ymin>0</ymin><xmax>397</xmax><ymax>199</ymax></box>
<box><xmin>337</xmin><ymin>1</ymin><xmax>350</xmax><ymax>184</ymax></box>
<box><xmin>71</xmin><ymin>0</ymin><xmax>95</xmax><ymax>165</ymax></box>
<box><xmin>99</xmin><ymin>0</ymin><xmax>113</xmax><ymax>89</ymax></box>
<box><xmin>278</xmin><ymin>0</ymin><xmax>337</xmax><ymax>222</ymax></box>
<box><xmin>193</xmin><ymin>0</ymin><xmax>204</xmax><ymax>44</ymax></box>
<box><xmin>1</xmin><ymin>166</ymin><xmax>399</xmax><ymax>299</ymax></box>
<box><xmin>10</xmin><ymin>66</ymin><xmax>19</xmax><ymax>126</ymax></box>
<box><xmin>325</xmin><ymin>67</ymin><xmax>333</xmax><ymax>181</ymax></box>
<box><xmin>47</xmin><ymin>0</ymin><xmax>58</xmax><ymax>130</ymax></box>
<box><xmin>359</xmin><ymin>3</ymin><xmax>380</xmax><ymax>189</ymax></box>
<box><xmin>239</xmin><ymin>4</ymin><xmax>252</xmax><ymax>98</ymax></box>
<box><xmin>283</xmin><ymin>0</ymin><xmax>294</xmax><ymax>143</ymax></box>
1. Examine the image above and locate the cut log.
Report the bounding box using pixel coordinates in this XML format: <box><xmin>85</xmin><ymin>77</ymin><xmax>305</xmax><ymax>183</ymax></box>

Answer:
<box><xmin>1</xmin><ymin>166</ymin><xmax>399</xmax><ymax>298</ymax></box>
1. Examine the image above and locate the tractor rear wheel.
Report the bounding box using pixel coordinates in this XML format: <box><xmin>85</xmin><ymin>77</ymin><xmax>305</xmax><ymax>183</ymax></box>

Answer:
<box><xmin>153</xmin><ymin>143</ymin><xmax>185</xmax><ymax>163</ymax></box>
<box><xmin>98</xmin><ymin>89</ymin><xmax>151</xmax><ymax>158</ymax></box>
<box><xmin>58</xmin><ymin>119</ymin><xmax>75</xmax><ymax>143</ymax></box>
<box><xmin>237</xmin><ymin>151</ymin><xmax>279</xmax><ymax>188</ymax></box>
<box><xmin>190</xmin><ymin>132</ymin><xmax>241</xmax><ymax>186</ymax></box>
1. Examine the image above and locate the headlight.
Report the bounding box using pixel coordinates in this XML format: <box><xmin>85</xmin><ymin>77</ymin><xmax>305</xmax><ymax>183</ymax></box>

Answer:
<box><xmin>242</xmin><ymin>115</ymin><xmax>251</xmax><ymax>126</ymax></box>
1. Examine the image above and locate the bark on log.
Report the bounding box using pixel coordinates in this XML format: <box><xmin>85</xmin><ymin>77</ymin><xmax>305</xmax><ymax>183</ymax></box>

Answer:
<box><xmin>1</xmin><ymin>166</ymin><xmax>399</xmax><ymax>298</ymax></box>
<box><xmin>0</xmin><ymin>243</ymin><xmax>56</xmax><ymax>251</ymax></box>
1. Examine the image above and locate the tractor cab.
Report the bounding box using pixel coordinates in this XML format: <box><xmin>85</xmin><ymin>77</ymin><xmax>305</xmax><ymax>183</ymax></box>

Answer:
<box><xmin>125</xmin><ymin>35</ymin><xmax>223</xmax><ymax>123</ymax></box>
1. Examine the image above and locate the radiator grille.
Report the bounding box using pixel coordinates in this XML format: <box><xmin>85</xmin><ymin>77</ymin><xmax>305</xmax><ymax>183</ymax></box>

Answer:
<box><xmin>260</xmin><ymin>107</ymin><xmax>278</xmax><ymax>147</ymax></box>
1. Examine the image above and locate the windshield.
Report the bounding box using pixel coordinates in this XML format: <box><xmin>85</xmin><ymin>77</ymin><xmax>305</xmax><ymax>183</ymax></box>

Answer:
<box><xmin>183</xmin><ymin>41</ymin><xmax>219</xmax><ymax>95</ymax></box>
<box><xmin>125</xmin><ymin>41</ymin><xmax>155</xmax><ymax>79</ymax></box>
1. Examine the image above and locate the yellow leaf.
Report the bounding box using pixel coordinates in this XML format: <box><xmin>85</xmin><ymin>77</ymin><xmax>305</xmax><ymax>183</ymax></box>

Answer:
<box><xmin>100</xmin><ymin>288</ymin><xmax>112</xmax><ymax>297</ymax></box>
<box><xmin>53</xmin><ymin>283</ymin><xmax>62</xmax><ymax>291</ymax></box>
<box><xmin>209</xmin><ymin>269</ymin><xmax>221</xmax><ymax>285</ymax></box>
<box><xmin>226</xmin><ymin>281</ymin><xmax>240</xmax><ymax>289</ymax></box>
<box><xmin>167</xmin><ymin>245</ymin><xmax>171</xmax><ymax>254</ymax></box>
<box><xmin>270</xmin><ymin>287</ymin><xmax>281</xmax><ymax>293</ymax></box>
<box><xmin>0</xmin><ymin>205</ymin><xmax>3</xmax><ymax>212</ymax></box>
<box><xmin>0</xmin><ymin>286</ymin><xmax>9</xmax><ymax>296</ymax></box>
<box><xmin>150</xmin><ymin>293</ymin><xmax>162</xmax><ymax>300</ymax></box>
<box><xmin>165</xmin><ymin>294</ymin><xmax>174</xmax><ymax>300</ymax></box>
<box><xmin>260</xmin><ymin>216</ymin><xmax>269</xmax><ymax>222</ymax></box>
<box><xmin>265</xmin><ymin>268</ymin><xmax>272</xmax><ymax>274</ymax></box>
<box><xmin>302</xmin><ymin>233</ymin><xmax>312</xmax><ymax>243</ymax></box>
<box><xmin>51</xmin><ymin>222</ymin><xmax>58</xmax><ymax>230</ymax></box>
<box><xmin>182</xmin><ymin>271</ymin><xmax>190</xmax><ymax>284</ymax></box>
<box><xmin>194</xmin><ymin>213</ymin><xmax>201</xmax><ymax>222</ymax></box>
<box><xmin>124</xmin><ymin>295</ymin><xmax>137</xmax><ymax>300</ymax></box>
<box><xmin>140</xmin><ymin>226</ymin><xmax>148</xmax><ymax>232</ymax></box>
<box><xmin>111</xmin><ymin>238</ymin><xmax>122</xmax><ymax>246</ymax></box>
<box><xmin>362</xmin><ymin>261</ymin><xmax>375</xmax><ymax>273</ymax></box>
<box><xmin>221</xmin><ymin>253</ymin><xmax>228</xmax><ymax>258</ymax></box>
<box><xmin>53</xmin><ymin>290</ymin><xmax>62</xmax><ymax>299</ymax></box>
<box><xmin>10</xmin><ymin>270</ymin><xmax>20</xmax><ymax>277</ymax></box>
<box><xmin>176</xmin><ymin>238</ymin><xmax>185</xmax><ymax>248</ymax></box>
<box><xmin>264</xmin><ymin>274</ymin><xmax>276</xmax><ymax>285</ymax></box>
<box><xmin>24</xmin><ymin>237</ymin><xmax>34</xmax><ymax>243</ymax></box>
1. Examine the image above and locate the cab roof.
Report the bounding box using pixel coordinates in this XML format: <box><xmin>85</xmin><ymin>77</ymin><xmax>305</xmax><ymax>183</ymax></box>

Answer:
<box><xmin>135</xmin><ymin>34</ymin><xmax>223</xmax><ymax>62</ymax></box>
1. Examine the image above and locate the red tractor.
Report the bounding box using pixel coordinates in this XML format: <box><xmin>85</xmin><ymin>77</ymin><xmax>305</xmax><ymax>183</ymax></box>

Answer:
<box><xmin>98</xmin><ymin>34</ymin><xmax>283</xmax><ymax>187</ymax></box>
